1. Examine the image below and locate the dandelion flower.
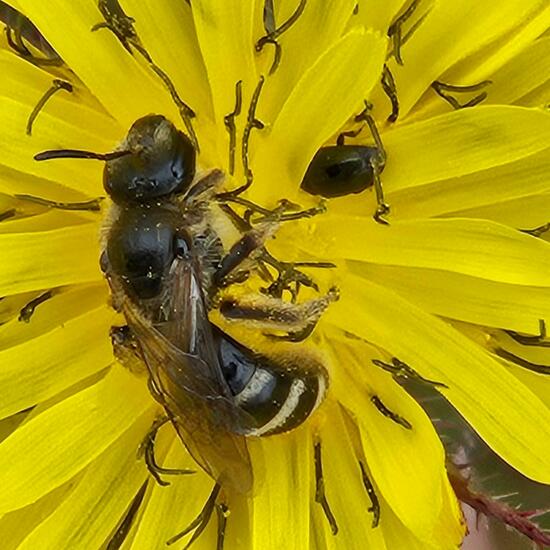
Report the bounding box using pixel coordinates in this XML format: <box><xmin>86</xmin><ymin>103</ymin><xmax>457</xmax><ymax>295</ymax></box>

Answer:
<box><xmin>0</xmin><ymin>1</ymin><xmax>549</xmax><ymax>549</ymax></box>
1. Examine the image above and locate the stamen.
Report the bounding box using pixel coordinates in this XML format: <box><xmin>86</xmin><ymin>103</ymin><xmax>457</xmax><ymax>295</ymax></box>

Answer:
<box><xmin>215</xmin><ymin>503</ymin><xmax>230</xmax><ymax>550</ymax></box>
<box><xmin>93</xmin><ymin>0</ymin><xmax>199</xmax><ymax>150</ymax></box>
<box><xmin>138</xmin><ymin>416</ymin><xmax>195</xmax><ymax>487</ymax></box>
<box><xmin>26</xmin><ymin>79</ymin><xmax>73</xmax><ymax>136</ymax></box>
<box><xmin>106</xmin><ymin>481</ymin><xmax>148</xmax><ymax>550</ymax></box>
<box><xmin>358</xmin><ymin>460</ymin><xmax>380</xmax><ymax>528</ymax></box>
<box><xmin>431</xmin><ymin>80</ymin><xmax>492</xmax><ymax>110</ymax></box>
<box><xmin>387</xmin><ymin>0</ymin><xmax>421</xmax><ymax>65</ymax></box>
<box><xmin>18</xmin><ymin>289</ymin><xmax>54</xmax><ymax>323</ymax></box>
<box><xmin>224</xmin><ymin>80</ymin><xmax>243</xmax><ymax>176</ymax></box>
<box><xmin>0</xmin><ymin>208</ymin><xmax>16</xmax><ymax>222</ymax></box>
<box><xmin>372</xmin><ymin>357</ymin><xmax>448</xmax><ymax>388</ymax></box>
<box><xmin>380</xmin><ymin>64</ymin><xmax>399</xmax><ymax>122</ymax></box>
<box><xmin>314</xmin><ymin>439</ymin><xmax>339</xmax><ymax>535</ymax></box>
<box><xmin>494</xmin><ymin>347</ymin><xmax>550</xmax><ymax>375</ymax></box>
<box><xmin>256</xmin><ymin>0</ymin><xmax>307</xmax><ymax>75</ymax></box>
<box><xmin>371</xmin><ymin>395</ymin><xmax>412</xmax><ymax>429</ymax></box>
<box><xmin>505</xmin><ymin>320</ymin><xmax>550</xmax><ymax>347</ymax></box>
<box><xmin>14</xmin><ymin>193</ymin><xmax>103</xmax><ymax>212</ymax></box>
<box><xmin>166</xmin><ymin>483</ymin><xmax>221</xmax><ymax>547</ymax></box>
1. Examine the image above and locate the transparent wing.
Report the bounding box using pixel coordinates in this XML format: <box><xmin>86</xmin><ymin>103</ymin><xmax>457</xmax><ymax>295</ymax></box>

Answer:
<box><xmin>123</xmin><ymin>256</ymin><xmax>254</xmax><ymax>494</ymax></box>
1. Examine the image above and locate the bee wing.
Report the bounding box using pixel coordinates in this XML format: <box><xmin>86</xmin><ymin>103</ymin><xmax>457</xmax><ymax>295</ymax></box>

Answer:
<box><xmin>123</xmin><ymin>257</ymin><xmax>254</xmax><ymax>494</ymax></box>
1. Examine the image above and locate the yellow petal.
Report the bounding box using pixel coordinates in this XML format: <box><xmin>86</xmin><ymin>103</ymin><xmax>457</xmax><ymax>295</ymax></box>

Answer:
<box><xmin>12</xmin><ymin>0</ymin><xmax>178</xmax><ymax>128</ymax></box>
<box><xmin>0</xmin><ymin>223</ymin><xmax>101</xmax><ymax>295</ymax></box>
<box><xmin>0</xmin><ymin>366</ymin><xmax>150</xmax><ymax>514</ymax></box>
<box><xmin>254</xmin><ymin>28</ymin><xmax>386</xmax><ymax>204</ymax></box>
<box><xmin>354</xmin><ymin>263</ymin><xmax>550</xmax><ymax>334</ymax></box>
<box><xmin>250</xmin><ymin>429</ymin><xmax>311</xmax><ymax>550</ymax></box>
<box><xmin>382</xmin><ymin>106</ymin><xmax>550</xmax><ymax>194</ymax></box>
<box><xmin>130</xmin><ymin>436</ymin><xmax>216</xmax><ymax>549</ymax></box>
<box><xmin>0</xmin><ymin>304</ymin><xmax>114</xmax><ymax>421</ymax></box>
<box><xmin>326</xmin><ymin>274</ymin><xmax>550</xmax><ymax>483</ymax></box>
<box><xmin>326</xmin><ymin>335</ymin><xmax>449</xmax><ymax>539</ymax></box>
<box><xmin>389</xmin><ymin>148</ymin><xmax>550</xmax><ymax>219</ymax></box>
<box><xmin>277</xmin><ymin>216</ymin><xmax>550</xmax><ymax>287</ymax></box>
<box><xmin>17</xmin><ymin>410</ymin><xmax>153</xmax><ymax>550</ymax></box>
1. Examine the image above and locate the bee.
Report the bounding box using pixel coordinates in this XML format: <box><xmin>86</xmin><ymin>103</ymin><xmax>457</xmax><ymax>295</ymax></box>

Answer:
<box><xmin>35</xmin><ymin>114</ymin><xmax>335</xmax><ymax>496</ymax></box>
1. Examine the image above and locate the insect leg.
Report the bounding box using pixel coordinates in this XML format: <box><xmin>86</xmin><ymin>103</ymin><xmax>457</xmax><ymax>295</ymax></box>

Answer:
<box><xmin>355</xmin><ymin>103</ymin><xmax>389</xmax><ymax>224</ymax></box>
<box><xmin>431</xmin><ymin>80</ymin><xmax>492</xmax><ymax>110</ymax></box>
<box><xmin>138</xmin><ymin>416</ymin><xmax>195</xmax><ymax>487</ymax></box>
<box><xmin>313</xmin><ymin>438</ymin><xmax>339</xmax><ymax>535</ymax></box>
<box><xmin>26</xmin><ymin>79</ymin><xmax>73</xmax><ymax>136</ymax></box>
<box><xmin>256</xmin><ymin>0</ymin><xmax>307</xmax><ymax>75</ymax></box>
<box><xmin>358</xmin><ymin>460</ymin><xmax>380</xmax><ymax>528</ymax></box>
<box><xmin>370</xmin><ymin>395</ymin><xmax>412</xmax><ymax>429</ymax></box>
<box><xmin>14</xmin><ymin>193</ymin><xmax>103</xmax><ymax>212</ymax></box>
<box><xmin>18</xmin><ymin>289</ymin><xmax>54</xmax><ymax>322</ymax></box>
<box><xmin>166</xmin><ymin>483</ymin><xmax>221</xmax><ymax>548</ymax></box>
<box><xmin>219</xmin><ymin>287</ymin><xmax>339</xmax><ymax>340</ymax></box>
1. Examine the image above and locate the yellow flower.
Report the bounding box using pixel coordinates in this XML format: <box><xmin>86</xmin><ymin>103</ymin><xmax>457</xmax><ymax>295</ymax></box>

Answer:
<box><xmin>0</xmin><ymin>1</ymin><xmax>549</xmax><ymax>549</ymax></box>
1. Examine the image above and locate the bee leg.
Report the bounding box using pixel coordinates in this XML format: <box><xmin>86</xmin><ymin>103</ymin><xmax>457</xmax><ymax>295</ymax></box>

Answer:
<box><xmin>219</xmin><ymin>286</ymin><xmax>339</xmax><ymax>340</ymax></box>
<box><xmin>354</xmin><ymin>102</ymin><xmax>389</xmax><ymax>224</ymax></box>
<box><xmin>166</xmin><ymin>483</ymin><xmax>221</xmax><ymax>547</ymax></box>
<box><xmin>358</xmin><ymin>460</ymin><xmax>381</xmax><ymax>528</ymax></box>
<box><xmin>215</xmin><ymin>502</ymin><xmax>230</xmax><ymax>550</ymax></box>
<box><xmin>313</xmin><ymin>438</ymin><xmax>338</xmax><ymax>535</ymax></box>
<box><xmin>138</xmin><ymin>416</ymin><xmax>195</xmax><ymax>487</ymax></box>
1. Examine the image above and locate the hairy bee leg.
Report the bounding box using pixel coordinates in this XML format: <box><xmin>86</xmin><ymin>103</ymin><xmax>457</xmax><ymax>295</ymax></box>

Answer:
<box><xmin>14</xmin><ymin>193</ymin><xmax>103</xmax><ymax>211</ymax></box>
<box><xmin>370</xmin><ymin>395</ymin><xmax>412</xmax><ymax>429</ymax></box>
<box><xmin>358</xmin><ymin>460</ymin><xmax>381</xmax><ymax>528</ymax></box>
<box><xmin>219</xmin><ymin>287</ymin><xmax>339</xmax><ymax>338</ymax></box>
<box><xmin>18</xmin><ymin>290</ymin><xmax>54</xmax><ymax>323</ymax></box>
<box><xmin>166</xmin><ymin>483</ymin><xmax>221</xmax><ymax>547</ymax></box>
<box><xmin>138</xmin><ymin>416</ymin><xmax>196</xmax><ymax>487</ymax></box>
<box><xmin>256</xmin><ymin>0</ymin><xmax>307</xmax><ymax>75</ymax></box>
<box><xmin>26</xmin><ymin>79</ymin><xmax>73</xmax><ymax>136</ymax></box>
<box><xmin>313</xmin><ymin>438</ymin><xmax>339</xmax><ymax>535</ymax></box>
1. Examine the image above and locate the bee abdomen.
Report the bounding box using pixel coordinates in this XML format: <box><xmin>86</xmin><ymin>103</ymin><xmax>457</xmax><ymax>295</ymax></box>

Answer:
<box><xmin>236</xmin><ymin>367</ymin><xmax>326</xmax><ymax>436</ymax></box>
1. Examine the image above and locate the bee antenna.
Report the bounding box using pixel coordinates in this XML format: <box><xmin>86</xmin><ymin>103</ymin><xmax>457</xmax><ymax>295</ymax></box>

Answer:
<box><xmin>34</xmin><ymin>149</ymin><xmax>131</xmax><ymax>162</ymax></box>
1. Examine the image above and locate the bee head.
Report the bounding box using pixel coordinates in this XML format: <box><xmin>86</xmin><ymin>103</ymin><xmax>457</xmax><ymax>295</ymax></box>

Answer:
<box><xmin>104</xmin><ymin>114</ymin><xmax>196</xmax><ymax>205</ymax></box>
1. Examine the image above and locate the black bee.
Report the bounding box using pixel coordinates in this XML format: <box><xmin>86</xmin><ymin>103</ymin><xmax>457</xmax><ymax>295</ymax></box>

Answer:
<box><xmin>35</xmin><ymin>114</ymin><xmax>333</xmax><ymax>495</ymax></box>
